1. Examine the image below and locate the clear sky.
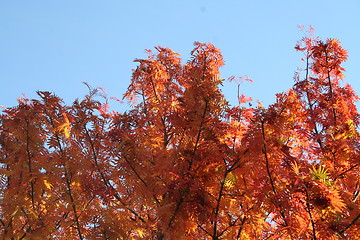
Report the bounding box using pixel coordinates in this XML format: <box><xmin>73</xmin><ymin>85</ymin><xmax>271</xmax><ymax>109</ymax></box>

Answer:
<box><xmin>1</xmin><ymin>1</ymin><xmax>359</xmax><ymax>112</ymax></box>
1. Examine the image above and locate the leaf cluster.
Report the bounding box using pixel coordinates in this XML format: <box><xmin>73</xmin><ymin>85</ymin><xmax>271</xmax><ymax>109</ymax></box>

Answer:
<box><xmin>1</xmin><ymin>31</ymin><xmax>360</xmax><ymax>239</ymax></box>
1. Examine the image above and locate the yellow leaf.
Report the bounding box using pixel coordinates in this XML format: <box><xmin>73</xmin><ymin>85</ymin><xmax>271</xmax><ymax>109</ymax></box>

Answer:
<box><xmin>229</xmin><ymin>198</ymin><xmax>236</xmax><ymax>207</ymax></box>
<box><xmin>224</xmin><ymin>172</ymin><xmax>237</xmax><ymax>188</ymax></box>
<box><xmin>291</xmin><ymin>162</ymin><xmax>300</xmax><ymax>175</ymax></box>
<box><xmin>56</xmin><ymin>112</ymin><xmax>71</xmax><ymax>139</ymax></box>
<box><xmin>63</xmin><ymin>126</ymin><xmax>70</xmax><ymax>139</ymax></box>
<box><xmin>11</xmin><ymin>206</ymin><xmax>20</xmax><ymax>217</ymax></box>
<box><xmin>71</xmin><ymin>181</ymin><xmax>81</xmax><ymax>187</ymax></box>
<box><xmin>43</xmin><ymin>179</ymin><xmax>52</xmax><ymax>189</ymax></box>
<box><xmin>136</xmin><ymin>229</ymin><xmax>145</xmax><ymax>238</ymax></box>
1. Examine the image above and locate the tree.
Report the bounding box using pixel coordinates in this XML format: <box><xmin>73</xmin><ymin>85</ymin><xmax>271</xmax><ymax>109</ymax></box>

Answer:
<box><xmin>1</xmin><ymin>30</ymin><xmax>359</xmax><ymax>239</ymax></box>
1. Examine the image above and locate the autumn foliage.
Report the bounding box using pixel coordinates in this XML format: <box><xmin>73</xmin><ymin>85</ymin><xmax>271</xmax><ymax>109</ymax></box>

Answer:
<box><xmin>1</xmin><ymin>29</ymin><xmax>360</xmax><ymax>239</ymax></box>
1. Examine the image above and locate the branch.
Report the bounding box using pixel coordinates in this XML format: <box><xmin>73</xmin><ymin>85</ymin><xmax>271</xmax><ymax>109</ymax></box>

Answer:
<box><xmin>338</xmin><ymin>213</ymin><xmax>360</xmax><ymax>236</ymax></box>
<box><xmin>261</xmin><ymin>121</ymin><xmax>277</xmax><ymax>195</ymax></box>
<box><xmin>261</xmin><ymin>121</ymin><xmax>290</xmax><ymax>230</ymax></box>
<box><xmin>123</xmin><ymin>154</ymin><xmax>161</xmax><ymax>204</ymax></box>
<box><xmin>198</xmin><ymin>223</ymin><xmax>213</xmax><ymax>237</ymax></box>
<box><xmin>303</xmin><ymin>55</ymin><xmax>325</xmax><ymax>150</ymax></box>
<box><xmin>212</xmin><ymin>171</ymin><xmax>228</xmax><ymax>238</ymax></box>
<box><xmin>304</xmin><ymin>188</ymin><xmax>317</xmax><ymax>240</ymax></box>
<box><xmin>25</xmin><ymin>120</ymin><xmax>36</xmax><ymax>210</ymax></box>
<box><xmin>334</xmin><ymin>164</ymin><xmax>359</xmax><ymax>181</ymax></box>
<box><xmin>188</xmin><ymin>99</ymin><xmax>208</xmax><ymax>171</ymax></box>
<box><xmin>325</xmin><ymin>51</ymin><xmax>337</xmax><ymax>124</ymax></box>
<box><xmin>167</xmin><ymin>197</ymin><xmax>183</xmax><ymax>229</ymax></box>
<box><xmin>83</xmin><ymin>126</ymin><xmax>147</xmax><ymax>223</ymax></box>
<box><xmin>236</xmin><ymin>216</ymin><xmax>247</xmax><ymax>239</ymax></box>
<box><xmin>45</xmin><ymin>111</ymin><xmax>84</xmax><ymax>240</ymax></box>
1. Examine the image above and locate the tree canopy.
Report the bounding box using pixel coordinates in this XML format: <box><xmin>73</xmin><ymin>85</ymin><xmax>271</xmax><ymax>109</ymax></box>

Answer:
<box><xmin>1</xmin><ymin>30</ymin><xmax>360</xmax><ymax>239</ymax></box>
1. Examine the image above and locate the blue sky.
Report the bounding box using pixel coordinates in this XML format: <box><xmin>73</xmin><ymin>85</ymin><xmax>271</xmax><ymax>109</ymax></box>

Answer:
<box><xmin>1</xmin><ymin>1</ymin><xmax>359</xmax><ymax>112</ymax></box>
